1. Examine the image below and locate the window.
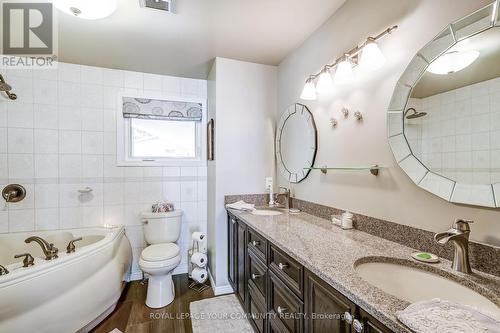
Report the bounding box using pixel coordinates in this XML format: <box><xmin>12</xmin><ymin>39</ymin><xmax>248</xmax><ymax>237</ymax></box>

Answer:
<box><xmin>117</xmin><ymin>94</ymin><xmax>206</xmax><ymax>166</ymax></box>
<box><xmin>130</xmin><ymin>118</ymin><xmax>197</xmax><ymax>159</ymax></box>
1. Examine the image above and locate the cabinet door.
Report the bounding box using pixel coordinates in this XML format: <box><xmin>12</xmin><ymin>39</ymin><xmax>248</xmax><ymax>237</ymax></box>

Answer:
<box><xmin>357</xmin><ymin>308</ymin><xmax>392</xmax><ymax>333</ymax></box>
<box><xmin>304</xmin><ymin>271</ymin><xmax>356</xmax><ymax>333</ymax></box>
<box><xmin>237</xmin><ymin>220</ymin><xmax>247</xmax><ymax>306</ymax></box>
<box><xmin>268</xmin><ymin>271</ymin><xmax>304</xmax><ymax>333</ymax></box>
<box><xmin>227</xmin><ymin>214</ymin><xmax>237</xmax><ymax>291</ymax></box>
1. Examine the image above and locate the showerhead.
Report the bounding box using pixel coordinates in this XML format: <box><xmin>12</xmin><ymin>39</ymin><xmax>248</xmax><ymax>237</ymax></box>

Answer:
<box><xmin>0</xmin><ymin>74</ymin><xmax>17</xmax><ymax>100</ymax></box>
<box><xmin>0</xmin><ymin>82</ymin><xmax>12</xmax><ymax>92</ymax></box>
<box><xmin>405</xmin><ymin>108</ymin><xmax>427</xmax><ymax>119</ymax></box>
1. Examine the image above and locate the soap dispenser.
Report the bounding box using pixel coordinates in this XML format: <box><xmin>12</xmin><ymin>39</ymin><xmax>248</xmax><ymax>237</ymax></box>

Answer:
<box><xmin>265</xmin><ymin>177</ymin><xmax>275</xmax><ymax>205</ymax></box>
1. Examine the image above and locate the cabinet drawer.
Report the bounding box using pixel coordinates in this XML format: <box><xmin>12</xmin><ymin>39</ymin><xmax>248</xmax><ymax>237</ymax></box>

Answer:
<box><xmin>269</xmin><ymin>244</ymin><xmax>303</xmax><ymax>298</ymax></box>
<box><xmin>248</xmin><ymin>282</ymin><xmax>267</xmax><ymax>333</ymax></box>
<box><xmin>268</xmin><ymin>271</ymin><xmax>304</xmax><ymax>333</ymax></box>
<box><xmin>248</xmin><ymin>228</ymin><xmax>267</xmax><ymax>261</ymax></box>
<box><xmin>248</xmin><ymin>248</ymin><xmax>267</xmax><ymax>299</ymax></box>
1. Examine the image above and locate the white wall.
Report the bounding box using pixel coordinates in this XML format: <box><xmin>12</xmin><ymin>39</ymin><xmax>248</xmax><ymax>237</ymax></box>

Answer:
<box><xmin>277</xmin><ymin>0</ymin><xmax>500</xmax><ymax>247</ymax></box>
<box><xmin>0</xmin><ymin>63</ymin><xmax>208</xmax><ymax>279</ymax></box>
<box><xmin>208</xmin><ymin>58</ymin><xmax>277</xmax><ymax>290</ymax></box>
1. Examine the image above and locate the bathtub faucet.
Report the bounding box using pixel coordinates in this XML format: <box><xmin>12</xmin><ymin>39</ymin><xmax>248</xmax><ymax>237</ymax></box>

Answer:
<box><xmin>25</xmin><ymin>236</ymin><xmax>59</xmax><ymax>260</ymax></box>
<box><xmin>0</xmin><ymin>264</ymin><xmax>8</xmax><ymax>275</ymax></box>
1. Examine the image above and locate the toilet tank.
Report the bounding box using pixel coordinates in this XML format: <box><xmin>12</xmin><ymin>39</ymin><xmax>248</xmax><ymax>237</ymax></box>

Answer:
<box><xmin>141</xmin><ymin>210</ymin><xmax>183</xmax><ymax>245</ymax></box>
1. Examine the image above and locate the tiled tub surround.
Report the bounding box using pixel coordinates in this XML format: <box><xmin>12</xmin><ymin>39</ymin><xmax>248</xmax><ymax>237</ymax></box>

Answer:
<box><xmin>225</xmin><ymin>195</ymin><xmax>500</xmax><ymax>277</ymax></box>
<box><xmin>227</xmin><ymin>208</ymin><xmax>500</xmax><ymax>333</ymax></box>
<box><xmin>0</xmin><ymin>63</ymin><xmax>208</xmax><ymax>279</ymax></box>
<box><xmin>406</xmin><ymin>76</ymin><xmax>500</xmax><ymax>185</ymax></box>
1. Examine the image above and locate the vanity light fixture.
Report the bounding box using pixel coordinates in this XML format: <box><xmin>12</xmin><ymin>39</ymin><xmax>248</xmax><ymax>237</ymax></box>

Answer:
<box><xmin>300</xmin><ymin>25</ymin><xmax>398</xmax><ymax>100</ymax></box>
<box><xmin>300</xmin><ymin>77</ymin><xmax>317</xmax><ymax>100</ymax></box>
<box><xmin>53</xmin><ymin>0</ymin><xmax>117</xmax><ymax>20</ymax></box>
<box><xmin>316</xmin><ymin>68</ymin><xmax>334</xmax><ymax>93</ymax></box>
<box><xmin>427</xmin><ymin>50</ymin><xmax>480</xmax><ymax>75</ymax></box>
<box><xmin>359</xmin><ymin>38</ymin><xmax>386</xmax><ymax>71</ymax></box>
<box><xmin>334</xmin><ymin>55</ymin><xmax>354</xmax><ymax>84</ymax></box>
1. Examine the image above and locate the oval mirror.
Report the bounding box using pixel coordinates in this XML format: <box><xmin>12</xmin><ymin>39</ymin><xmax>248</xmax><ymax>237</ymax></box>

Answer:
<box><xmin>388</xmin><ymin>1</ymin><xmax>500</xmax><ymax>208</ymax></box>
<box><xmin>276</xmin><ymin>104</ymin><xmax>317</xmax><ymax>183</ymax></box>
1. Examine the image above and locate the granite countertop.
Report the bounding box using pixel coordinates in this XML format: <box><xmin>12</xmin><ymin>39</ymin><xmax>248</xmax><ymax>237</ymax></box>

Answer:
<box><xmin>228</xmin><ymin>208</ymin><xmax>500</xmax><ymax>333</ymax></box>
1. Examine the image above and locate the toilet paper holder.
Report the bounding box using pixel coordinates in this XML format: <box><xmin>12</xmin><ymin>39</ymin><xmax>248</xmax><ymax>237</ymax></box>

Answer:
<box><xmin>188</xmin><ymin>234</ymin><xmax>210</xmax><ymax>293</ymax></box>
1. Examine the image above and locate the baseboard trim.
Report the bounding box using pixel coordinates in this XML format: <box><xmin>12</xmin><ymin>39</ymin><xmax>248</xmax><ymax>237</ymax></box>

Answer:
<box><xmin>208</xmin><ymin>267</ymin><xmax>234</xmax><ymax>295</ymax></box>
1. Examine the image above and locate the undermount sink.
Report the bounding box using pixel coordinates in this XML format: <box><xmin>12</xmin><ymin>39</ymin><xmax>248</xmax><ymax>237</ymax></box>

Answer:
<box><xmin>251</xmin><ymin>210</ymin><xmax>283</xmax><ymax>216</ymax></box>
<box><xmin>355</xmin><ymin>260</ymin><xmax>500</xmax><ymax>316</ymax></box>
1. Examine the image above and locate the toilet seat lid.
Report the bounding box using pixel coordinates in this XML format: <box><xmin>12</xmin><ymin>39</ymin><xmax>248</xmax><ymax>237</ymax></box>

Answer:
<box><xmin>141</xmin><ymin>243</ymin><xmax>180</xmax><ymax>262</ymax></box>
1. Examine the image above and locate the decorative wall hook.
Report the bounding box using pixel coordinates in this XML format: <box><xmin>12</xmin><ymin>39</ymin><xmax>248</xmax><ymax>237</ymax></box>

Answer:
<box><xmin>354</xmin><ymin>111</ymin><xmax>363</xmax><ymax>121</ymax></box>
<box><xmin>330</xmin><ymin>118</ymin><xmax>338</xmax><ymax>128</ymax></box>
<box><xmin>341</xmin><ymin>107</ymin><xmax>350</xmax><ymax>118</ymax></box>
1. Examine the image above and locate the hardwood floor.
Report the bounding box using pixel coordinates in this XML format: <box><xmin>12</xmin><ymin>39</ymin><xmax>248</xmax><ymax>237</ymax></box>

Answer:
<box><xmin>92</xmin><ymin>274</ymin><xmax>215</xmax><ymax>333</ymax></box>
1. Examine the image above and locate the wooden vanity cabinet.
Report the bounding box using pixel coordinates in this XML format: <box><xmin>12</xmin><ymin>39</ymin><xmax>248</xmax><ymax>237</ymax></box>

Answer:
<box><xmin>228</xmin><ymin>215</ymin><xmax>237</xmax><ymax>291</ymax></box>
<box><xmin>228</xmin><ymin>213</ymin><xmax>247</xmax><ymax>307</ymax></box>
<box><xmin>227</xmin><ymin>212</ymin><xmax>393</xmax><ymax>333</ymax></box>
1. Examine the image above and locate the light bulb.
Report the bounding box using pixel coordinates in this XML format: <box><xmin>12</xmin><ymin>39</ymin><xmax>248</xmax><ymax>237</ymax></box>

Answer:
<box><xmin>334</xmin><ymin>57</ymin><xmax>354</xmax><ymax>84</ymax></box>
<box><xmin>427</xmin><ymin>50</ymin><xmax>480</xmax><ymax>75</ymax></box>
<box><xmin>53</xmin><ymin>0</ymin><xmax>117</xmax><ymax>20</ymax></box>
<box><xmin>300</xmin><ymin>79</ymin><xmax>316</xmax><ymax>100</ymax></box>
<box><xmin>316</xmin><ymin>69</ymin><xmax>334</xmax><ymax>94</ymax></box>
<box><xmin>359</xmin><ymin>40</ymin><xmax>386</xmax><ymax>71</ymax></box>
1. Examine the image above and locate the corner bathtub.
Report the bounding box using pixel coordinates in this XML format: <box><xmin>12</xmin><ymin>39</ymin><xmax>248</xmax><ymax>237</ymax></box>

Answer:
<box><xmin>0</xmin><ymin>226</ymin><xmax>132</xmax><ymax>333</ymax></box>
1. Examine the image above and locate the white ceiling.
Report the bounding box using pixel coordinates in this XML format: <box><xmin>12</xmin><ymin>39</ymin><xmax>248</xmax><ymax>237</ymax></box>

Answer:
<box><xmin>413</xmin><ymin>27</ymin><xmax>500</xmax><ymax>98</ymax></box>
<box><xmin>57</xmin><ymin>0</ymin><xmax>346</xmax><ymax>79</ymax></box>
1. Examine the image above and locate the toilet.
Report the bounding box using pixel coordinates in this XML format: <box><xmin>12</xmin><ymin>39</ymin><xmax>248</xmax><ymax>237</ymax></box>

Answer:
<box><xmin>139</xmin><ymin>210</ymin><xmax>183</xmax><ymax>308</ymax></box>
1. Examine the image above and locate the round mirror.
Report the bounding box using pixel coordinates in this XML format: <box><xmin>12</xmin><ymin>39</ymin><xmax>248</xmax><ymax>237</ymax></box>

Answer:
<box><xmin>276</xmin><ymin>104</ymin><xmax>317</xmax><ymax>183</ymax></box>
<box><xmin>388</xmin><ymin>1</ymin><xmax>500</xmax><ymax>208</ymax></box>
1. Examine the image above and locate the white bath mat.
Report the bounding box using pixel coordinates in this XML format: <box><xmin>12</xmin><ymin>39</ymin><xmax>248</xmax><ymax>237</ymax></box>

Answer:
<box><xmin>190</xmin><ymin>294</ymin><xmax>254</xmax><ymax>333</ymax></box>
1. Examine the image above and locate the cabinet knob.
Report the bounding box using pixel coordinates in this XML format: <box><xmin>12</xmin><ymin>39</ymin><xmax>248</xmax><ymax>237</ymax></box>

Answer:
<box><xmin>251</xmin><ymin>273</ymin><xmax>261</xmax><ymax>280</ymax></box>
<box><xmin>278</xmin><ymin>262</ymin><xmax>288</xmax><ymax>270</ymax></box>
<box><xmin>277</xmin><ymin>306</ymin><xmax>287</xmax><ymax>314</ymax></box>
<box><xmin>252</xmin><ymin>240</ymin><xmax>260</xmax><ymax>246</ymax></box>
<box><xmin>353</xmin><ymin>319</ymin><xmax>364</xmax><ymax>332</ymax></box>
<box><xmin>344</xmin><ymin>312</ymin><xmax>353</xmax><ymax>324</ymax></box>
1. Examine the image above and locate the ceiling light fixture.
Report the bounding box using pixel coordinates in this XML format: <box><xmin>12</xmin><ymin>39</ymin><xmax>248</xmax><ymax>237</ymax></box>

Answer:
<box><xmin>427</xmin><ymin>50</ymin><xmax>480</xmax><ymax>75</ymax></box>
<box><xmin>300</xmin><ymin>25</ymin><xmax>398</xmax><ymax>100</ymax></box>
<box><xmin>316</xmin><ymin>68</ymin><xmax>334</xmax><ymax>94</ymax></box>
<box><xmin>300</xmin><ymin>77</ymin><xmax>317</xmax><ymax>100</ymax></box>
<box><xmin>52</xmin><ymin>0</ymin><xmax>117</xmax><ymax>20</ymax></box>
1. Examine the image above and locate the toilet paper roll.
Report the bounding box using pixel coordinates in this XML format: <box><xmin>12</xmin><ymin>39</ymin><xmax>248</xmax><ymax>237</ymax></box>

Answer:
<box><xmin>192</xmin><ymin>232</ymin><xmax>206</xmax><ymax>242</ymax></box>
<box><xmin>191</xmin><ymin>252</ymin><xmax>208</xmax><ymax>268</ymax></box>
<box><xmin>191</xmin><ymin>267</ymin><xmax>208</xmax><ymax>284</ymax></box>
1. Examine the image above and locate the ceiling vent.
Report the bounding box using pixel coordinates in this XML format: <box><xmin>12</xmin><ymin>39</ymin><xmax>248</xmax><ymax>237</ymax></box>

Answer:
<box><xmin>140</xmin><ymin>0</ymin><xmax>174</xmax><ymax>13</ymax></box>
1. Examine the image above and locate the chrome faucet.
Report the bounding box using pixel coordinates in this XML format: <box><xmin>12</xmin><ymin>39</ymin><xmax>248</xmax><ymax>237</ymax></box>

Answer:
<box><xmin>0</xmin><ymin>264</ymin><xmax>8</xmax><ymax>275</ymax></box>
<box><xmin>25</xmin><ymin>236</ymin><xmax>59</xmax><ymax>260</ymax></box>
<box><xmin>434</xmin><ymin>219</ymin><xmax>473</xmax><ymax>274</ymax></box>
<box><xmin>275</xmin><ymin>187</ymin><xmax>291</xmax><ymax>210</ymax></box>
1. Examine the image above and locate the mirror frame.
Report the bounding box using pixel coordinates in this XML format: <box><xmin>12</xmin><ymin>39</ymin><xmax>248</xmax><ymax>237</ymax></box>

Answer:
<box><xmin>276</xmin><ymin>103</ymin><xmax>317</xmax><ymax>183</ymax></box>
<box><xmin>388</xmin><ymin>0</ymin><xmax>500</xmax><ymax>208</ymax></box>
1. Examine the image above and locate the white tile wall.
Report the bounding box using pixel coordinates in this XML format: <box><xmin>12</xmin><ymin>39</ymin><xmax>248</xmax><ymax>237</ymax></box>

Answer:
<box><xmin>408</xmin><ymin>76</ymin><xmax>500</xmax><ymax>184</ymax></box>
<box><xmin>0</xmin><ymin>62</ymin><xmax>208</xmax><ymax>278</ymax></box>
